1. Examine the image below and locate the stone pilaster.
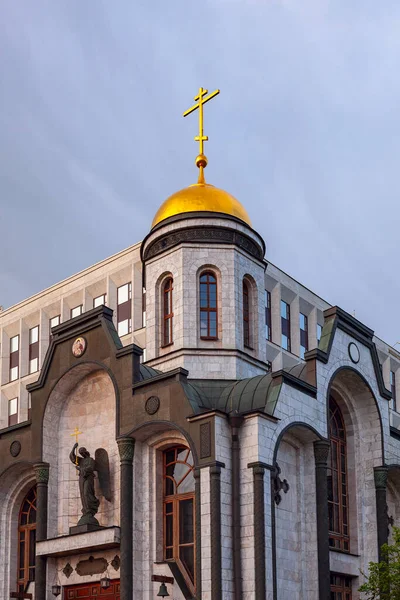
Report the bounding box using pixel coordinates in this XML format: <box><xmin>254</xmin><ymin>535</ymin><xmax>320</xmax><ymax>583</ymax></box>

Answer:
<box><xmin>194</xmin><ymin>467</ymin><xmax>202</xmax><ymax>600</ymax></box>
<box><xmin>210</xmin><ymin>464</ymin><xmax>222</xmax><ymax>599</ymax></box>
<box><xmin>374</xmin><ymin>466</ymin><xmax>389</xmax><ymax>561</ymax></box>
<box><xmin>117</xmin><ymin>437</ymin><xmax>135</xmax><ymax>600</ymax></box>
<box><xmin>251</xmin><ymin>463</ymin><xmax>267</xmax><ymax>600</ymax></box>
<box><xmin>33</xmin><ymin>462</ymin><xmax>49</xmax><ymax>600</ymax></box>
<box><xmin>313</xmin><ymin>440</ymin><xmax>330</xmax><ymax>600</ymax></box>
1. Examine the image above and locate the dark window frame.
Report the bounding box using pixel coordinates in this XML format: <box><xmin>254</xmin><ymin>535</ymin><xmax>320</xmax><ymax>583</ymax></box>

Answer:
<box><xmin>163</xmin><ymin>446</ymin><xmax>195</xmax><ymax>595</ymax></box>
<box><xmin>8</xmin><ymin>396</ymin><xmax>18</xmax><ymax>427</ymax></box>
<box><xmin>299</xmin><ymin>313</ymin><xmax>308</xmax><ymax>359</ymax></box>
<box><xmin>93</xmin><ymin>293</ymin><xmax>107</xmax><ymax>308</ymax></box>
<box><xmin>281</xmin><ymin>300</ymin><xmax>291</xmax><ymax>352</ymax></box>
<box><xmin>199</xmin><ymin>271</ymin><xmax>218</xmax><ymax>340</ymax></box>
<box><xmin>390</xmin><ymin>370</ymin><xmax>397</xmax><ymax>411</ymax></box>
<box><xmin>17</xmin><ymin>486</ymin><xmax>37</xmax><ymax>592</ymax></box>
<box><xmin>265</xmin><ymin>290</ymin><xmax>272</xmax><ymax>342</ymax></box>
<box><xmin>243</xmin><ymin>280</ymin><xmax>251</xmax><ymax>348</ymax></box>
<box><xmin>29</xmin><ymin>325</ymin><xmax>39</xmax><ymax>374</ymax></box>
<box><xmin>49</xmin><ymin>315</ymin><xmax>60</xmax><ymax>341</ymax></box>
<box><xmin>330</xmin><ymin>572</ymin><xmax>352</xmax><ymax>599</ymax></box>
<box><xmin>162</xmin><ymin>277</ymin><xmax>174</xmax><ymax>347</ymax></box>
<box><xmin>117</xmin><ymin>282</ymin><xmax>132</xmax><ymax>337</ymax></box>
<box><xmin>328</xmin><ymin>397</ymin><xmax>350</xmax><ymax>552</ymax></box>
<box><xmin>10</xmin><ymin>334</ymin><xmax>19</xmax><ymax>382</ymax></box>
<box><xmin>70</xmin><ymin>305</ymin><xmax>83</xmax><ymax>319</ymax></box>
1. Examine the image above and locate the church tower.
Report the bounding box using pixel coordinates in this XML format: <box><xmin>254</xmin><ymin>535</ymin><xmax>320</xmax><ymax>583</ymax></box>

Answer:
<box><xmin>141</xmin><ymin>88</ymin><xmax>267</xmax><ymax>379</ymax></box>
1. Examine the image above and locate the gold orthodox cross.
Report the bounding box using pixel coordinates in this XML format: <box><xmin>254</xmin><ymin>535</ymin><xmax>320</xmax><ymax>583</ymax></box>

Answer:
<box><xmin>70</xmin><ymin>427</ymin><xmax>83</xmax><ymax>465</ymax></box>
<box><xmin>183</xmin><ymin>87</ymin><xmax>220</xmax><ymax>158</ymax></box>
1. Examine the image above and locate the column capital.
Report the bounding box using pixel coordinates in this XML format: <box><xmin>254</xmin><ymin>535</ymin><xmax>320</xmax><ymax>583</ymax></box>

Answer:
<box><xmin>374</xmin><ymin>466</ymin><xmax>389</xmax><ymax>490</ymax></box>
<box><xmin>210</xmin><ymin>464</ymin><xmax>221</xmax><ymax>476</ymax></box>
<box><xmin>33</xmin><ymin>462</ymin><xmax>50</xmax><ymax>484</ymax></box>
<box><xmin>117</xmin><ymin>437</ymin><xmax>135</xmax><ymax>462</ymax></box>
<box><xmin>313</xmin><ymin>439</ymin><xmax>330</xmax><ymax>465</ymax></box>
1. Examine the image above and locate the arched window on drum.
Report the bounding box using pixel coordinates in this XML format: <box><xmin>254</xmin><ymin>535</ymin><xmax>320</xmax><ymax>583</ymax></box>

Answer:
<box><xmin>199</xmin><ymin>271</ymin><xmax>218</xmax><ymax>340</ymax></box>
<box><xmin>162</xmin><ymin>277</ymin><xmax>174</xmax><ymax>346</ymax></box>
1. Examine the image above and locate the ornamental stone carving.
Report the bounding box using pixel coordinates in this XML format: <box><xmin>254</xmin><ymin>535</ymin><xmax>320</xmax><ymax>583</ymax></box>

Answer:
<box><xmin>374</xmin><ymin>466</ymin><xmax>389</xmax><ymax>490</ymax></box>
<box><xmin>144</xmin><ymin>226</ymin><xmax>264</xmax><ymax>262</ymax></box>
<box><xmin>271</xmin><ymin>462</ymin><xmax>289</xmax><ymax>505</ymax></box>
<box><xmin>145</xmin><ymin>396</ymin><xmax>160</xmax><ymax>415</ymax></box>
<box><xmin>313</xmin><ymin>440</ymin><xmax>330</xmax><ymax>465</ymax></box>
<box><xmin>10</xmin><ymin>440</ymin><xmax>21</xmax><ymax>457</ymax></box>
<box><xmin>33</xmin><ymin>462</ymin><xmax>50</xmax><ymax>484</ymax></box>
<box><xmin>117</xmin><ymin>437</ymin><xmax>135</xmax><ymax>462</ymax></box>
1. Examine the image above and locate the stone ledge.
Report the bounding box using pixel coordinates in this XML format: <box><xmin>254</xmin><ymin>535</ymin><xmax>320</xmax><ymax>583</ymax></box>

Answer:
<box><xmin>36</xmin><ymin>526</ymin><xmax>120</xmax><ymax>557</ymax></box>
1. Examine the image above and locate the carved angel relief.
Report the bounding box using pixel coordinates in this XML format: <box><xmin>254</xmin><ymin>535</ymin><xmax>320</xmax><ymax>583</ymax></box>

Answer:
<box><xmin>69</xmin><ymin>443</ymin><xmax>111</xmax><ymax>527</ymax></box>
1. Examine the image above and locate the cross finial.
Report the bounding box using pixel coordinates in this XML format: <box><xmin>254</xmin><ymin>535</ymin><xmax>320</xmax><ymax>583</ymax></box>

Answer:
<box><xmin>70</xmin><ymin>427</ymin><xmax>83</xmax><ymax>465</ymax></box>
<box><xmin>183</xmin><ymin>87</ymin><xmax>220</xmax><ymax>183</ymax></box>
<box><xmin>71</xmin><ymin>427</ymin><xmax>83</xmax><ymax>444</ymax></box>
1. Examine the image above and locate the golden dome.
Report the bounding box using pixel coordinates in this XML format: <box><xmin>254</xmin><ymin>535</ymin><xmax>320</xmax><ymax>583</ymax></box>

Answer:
<box><xmin>152</xmin><ymin>181</ymin><xmax>252</xmax><ymax>228</ymax></box>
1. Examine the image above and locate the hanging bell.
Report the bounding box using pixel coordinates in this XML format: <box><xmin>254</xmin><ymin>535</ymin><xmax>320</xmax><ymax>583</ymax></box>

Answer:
<box><xmin>157</xmin><ymin>582</ymin><xmax>170</xmax><ymax>597</ymax></box>
<box><xmin>51</xmin><ymin>583</ymin><xmax>61</xmax><ymax>597</ymax></box>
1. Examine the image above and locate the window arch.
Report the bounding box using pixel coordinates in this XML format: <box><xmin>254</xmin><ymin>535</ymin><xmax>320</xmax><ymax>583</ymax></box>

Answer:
<box><xmin>199</xmin><ymin>271</ymin><xmax>217</xmax><ymax>340</ymax></box>
<box><xmin>162</xmin><ymin>277</ymin><xmax>174</xmax><ymax>346</ymax></box>
<box><xmin>243</xmin><ymin>279</ymin><xmax>250</xmax><ymax>347</ymax></box>
<box><xmin>163</xmin><ymin>446</ymin><xmax>195</xmax><ymax>590</ymax></box>
<box><xmin>328</xmin><ymin>397</ymin><xmax>349</xmax><ymax>551</ymax></box>
<box><xmin>17</xmin><ymin>486</ymin><xmax>37</xmax><ymax>592</ymax></box>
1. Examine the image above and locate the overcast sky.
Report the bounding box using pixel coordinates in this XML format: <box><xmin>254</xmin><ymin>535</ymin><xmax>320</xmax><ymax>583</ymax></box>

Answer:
<box><xmin>1</xmin><ymin>1</ymin><xmax>399</xmax><ymax>345</ymax></box>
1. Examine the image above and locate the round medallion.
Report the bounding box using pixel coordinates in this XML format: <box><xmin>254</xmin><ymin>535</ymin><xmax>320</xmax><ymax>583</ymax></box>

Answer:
<box><xmin>72</xmin><ymin>336</ymin><xmax>86</xmax><ymax>357</ymax></box>
<box><xmin>145</xmin><ymin>396</ymin><xmax>160</xmax><ymax>415</ymax></box>
<box><xmin>10</xmin><ymin>440</ymin><xmax>21</xmax><ymax>457</ymax></box>
<box><xmin>348</xmin><ymin>342</ymin><xmax>360</xmax><ymax>364</ymax></box>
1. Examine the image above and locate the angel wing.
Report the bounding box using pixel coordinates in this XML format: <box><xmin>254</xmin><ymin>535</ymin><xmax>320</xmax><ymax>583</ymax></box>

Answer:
<box><xmin>95</xmin><ymin>448</ymin><xmax>111</xmax><ymax>502</ymax></box>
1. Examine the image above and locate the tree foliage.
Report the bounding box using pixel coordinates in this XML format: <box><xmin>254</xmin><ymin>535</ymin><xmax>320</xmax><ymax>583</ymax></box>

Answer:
<box><xmin>359</xmin><ymin>527</ymin><xmax>400</xmax><ymax>599</ymax></box>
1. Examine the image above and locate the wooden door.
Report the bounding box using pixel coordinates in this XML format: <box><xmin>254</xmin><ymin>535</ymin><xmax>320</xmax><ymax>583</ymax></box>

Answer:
<box><xmin>64</xmin><ymin>580</ymin><xmax>120</xmax><ymax>599</ymax></box>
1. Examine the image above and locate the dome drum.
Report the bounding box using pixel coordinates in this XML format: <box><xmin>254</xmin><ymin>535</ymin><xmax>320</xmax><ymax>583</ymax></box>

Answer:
<box><xmin>142</xmin><ymin>223</ymin><xmax>265</xmax><ymax>263</ymax></box>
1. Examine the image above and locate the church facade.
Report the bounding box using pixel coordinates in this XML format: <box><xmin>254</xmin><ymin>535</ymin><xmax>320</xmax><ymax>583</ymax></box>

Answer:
<box><xmin>1</xmin><ymin>132</ymin><xmax>400</xmax><ymax>600</ymax></box>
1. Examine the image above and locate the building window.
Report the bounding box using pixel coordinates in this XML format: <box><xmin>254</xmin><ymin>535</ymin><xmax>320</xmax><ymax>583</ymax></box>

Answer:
<box><xmin>390</xmin><ymin>370</ymin><xmax>397</xmax><ymax>411</ymax></box>
<box><xmin>243</xmin><ymin>280</ymin><xmax>250</xmax><ymax>347</ymax></box>
<box><xmin>199</xmin><ymin>272</ymin><xmax>217</xmax><ymax>340</ymax></box>
<box><xmin>49</xmin><ymin>315</ymin><xmax>60</xmax><ymax>339</ymax></box>
<box><xmin>299</xmin><ymin>313</ymin><xmax>308</xmax><ymax>359</ymax></box>
<box><xmin>10</xmin><ymin>335</ymin><xmax>19</xmax><ymax>381</ymax></box>
<box><xmin>142</xmin><ymin>288</ymin><xmax>147</xmax><ymax>328</ymax></box>
<box><xmin>317</xmin><ymin>323</ymin><xmax>323</xmax><ymax>344</ymax></box>
<box><xmin>8</xmin><ymin>397</ymin><xmax>18</xmax><ymax>427</ymax></box>
<box><xmin>328</xmin><ymin>397</ymin><xmax>349</xmax><ymax>552</ymax></box>
<box><xmin>164</xmin><ymin>446</ymin><xmax>195</xmax><ymax>591</ymax></box>
<box><xmin>117</xmin><ymin>282</ymin><xmax>132</xmax><ymax>337</ymax></box>
<box><xmin>93</xmin><ymin>294</ymin><xmax>107</xmax><ymax>308</ymax></box>
<box><xmin>330</xmin><ymin>573</ymin><xmax>352</xmax><ymax>599</ymax></box>
<box><xmin>162</xmin><ymin>278</ymin><xmax>174</xmax><ymax>346</ymax></box>
<box><xmin>17</xmin><ymin>486</ymin><xmax>37</xmax><ymax>592</ymax></box>
<box><xmin>265</xmin><ymin>290</ymin><xmax>272</xmax><ymax>341</ymax></box>
<box><xmin>281</xmin><ymin>300</ymin><xmax>291</xmax><ymax>352</ymax></box>
<box><xmin>70</xmin><ymin>305</ymin><xmax>82</xmax><ymax>319</ymax></box>
<box><xmin>29</xmin><ymin>326</ymin><xmax>39</xmax><ymax>374</ymax></box>
<box><xmin>28</xmin><ymin>394</ymin><xmax>31</xmax><ymax>421</ymax></box>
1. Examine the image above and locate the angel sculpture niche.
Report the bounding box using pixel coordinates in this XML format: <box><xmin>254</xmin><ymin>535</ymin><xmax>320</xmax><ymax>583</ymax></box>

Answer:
<box><xmin>69</xmin><ymin>443</ymin><xmax>111</xmax><ymax>527</ymax></box>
